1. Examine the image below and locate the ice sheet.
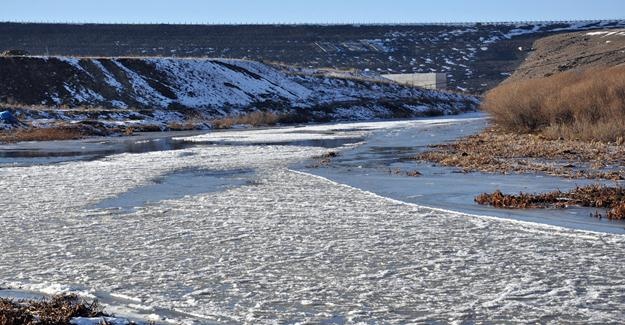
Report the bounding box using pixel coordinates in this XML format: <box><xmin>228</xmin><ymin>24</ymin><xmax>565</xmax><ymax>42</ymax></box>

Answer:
<box><xmin>1</xmin><ymin>114</ymin><xmax>625</xmax><ymax>323</ymax></box>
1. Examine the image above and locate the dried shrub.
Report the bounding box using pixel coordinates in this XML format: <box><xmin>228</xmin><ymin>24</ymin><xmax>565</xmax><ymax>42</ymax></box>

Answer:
<box><xmin>475</xmin><ymin>185</ymin><xmax>625</xmax><ymax>220</ymax></box>
<box><xmin>211</xmin><ymin>111</ymin><xmax>281</xmax><ymax>129</ymax></box>
<box><xmin>319</xmin><ymin>151</ymin><xmax>338</xmax><ymax>159</ymax></box>
<box><xmin>211</xmin><ymin>110</ymin><xmax>323</xmax><ymax>129</ymax></box>
<box><xmin>0</xmin><ymin>294</ymin><xmax>106</xmax><ymax>325</ymax></box>
<box><xmin>608</xmin><ymin>203</ymin><xmax>625</xmax><ymax>220</ymax></box>
<box><xmin>417</xmin><ymin>128</ymin><xmax>625</xmax><ymax>180</ymax></box>
<box><xmin>167</xmin><ymin>118</ymin><xmax>205</xmax><ymax>131</ymax></box>
<box><xmin>405</xmin><ymin>170</ymin><xmax>422</xmax><ymax>177</ymax></box>
<box><xmin>475</xmin><ymin>190</ymin><xmax>566</xmax><ymax>209</ymax></box>
<box><xmin>310</xmin><ymin>151</ymin><xmax>339</xmax><ymax>167</ymax></box>
<box><xmin>0</xmin><ymin>127</ymin><xmax>86</xmax><ymax>143</ymax></box>
<box><xmin>483</xmin><ymin>65</ymin><xmax>625</xmax><ymax>142</ymax></box>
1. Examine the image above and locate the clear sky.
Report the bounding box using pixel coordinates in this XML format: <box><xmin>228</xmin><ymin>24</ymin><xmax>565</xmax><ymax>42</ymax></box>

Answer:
<box><xmin>2</xmin><ymin>0</ymin><xmax>624</xmax><ymax>24</ymax></box>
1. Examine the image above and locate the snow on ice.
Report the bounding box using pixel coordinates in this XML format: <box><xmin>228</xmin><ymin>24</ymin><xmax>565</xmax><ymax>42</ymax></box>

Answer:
<box><xmin>1</xmin><ymin>118</ymin><xmax>625</xmax><ymax>323</ymax></box>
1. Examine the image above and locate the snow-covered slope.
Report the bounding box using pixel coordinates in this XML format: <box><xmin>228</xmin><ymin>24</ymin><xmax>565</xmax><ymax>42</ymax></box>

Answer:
<box><xmin>0</xmin><ymin>56</ymin><xmax>479</xmax><ymax>129</ymax></box>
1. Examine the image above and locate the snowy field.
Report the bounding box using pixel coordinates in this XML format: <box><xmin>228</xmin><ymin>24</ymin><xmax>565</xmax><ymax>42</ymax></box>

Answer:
<box><xmin>1</xmin><ymin>115</ymin><xmax>625</xmax><ymax>324</ymax></box>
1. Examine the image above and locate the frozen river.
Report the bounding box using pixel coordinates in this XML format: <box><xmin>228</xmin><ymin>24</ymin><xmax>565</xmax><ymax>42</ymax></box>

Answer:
<box><xmin>1</xmin><ymin>114</ymin><xmax>625</xmax><ymax>324</ymax></box>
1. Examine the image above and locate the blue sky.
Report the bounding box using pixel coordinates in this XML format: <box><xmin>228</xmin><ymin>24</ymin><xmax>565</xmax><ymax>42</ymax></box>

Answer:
<box><xmin>2</xmin><ymin>0</ymin><xmax>624</xmax><ymax>24</ymax></box>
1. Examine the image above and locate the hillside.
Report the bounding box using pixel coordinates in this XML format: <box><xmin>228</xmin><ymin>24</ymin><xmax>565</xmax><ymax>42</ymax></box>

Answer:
<box><xmin>507</xmin><ymin>29</ymin><xmax>625</xmax><ymax>81</ymax></box>
<box><xmin>1</xmin><ymin>21</ymin><xmax>624</xmax><ymax>93</ymax></box>
<box><xmin>0</xmin><ymin>56</ymin><xmax>478</xmax><ymax>130</ymax></box>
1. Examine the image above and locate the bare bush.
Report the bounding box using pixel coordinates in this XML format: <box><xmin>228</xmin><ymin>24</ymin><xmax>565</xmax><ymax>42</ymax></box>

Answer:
<box><xmin>483</xmin><ymin>66</ymin><xmax>625</xmax><ymax>142</ymax></box>
<box><xmin>475</xmin><ymin>185</ymin><xmax>625</xmax><ymax>220</ymax></box>
<box><xmin>211</xmin><ymin>111</ymin><xmax>283</xmax><ymax>129</ymax></box>
<box><xmin>0</xmin><ymin>294</ymin><xmax>106</xmax><ymax>325</ymax></box>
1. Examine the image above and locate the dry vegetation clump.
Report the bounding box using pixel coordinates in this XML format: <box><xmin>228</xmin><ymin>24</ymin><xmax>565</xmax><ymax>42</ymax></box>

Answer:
<box><xmin>405</xmin><ymin>170</ymin><xmax>423</xmax><ymax>177</ymax></box>
<box><xmin>483</xmin><ymin>65</ymin><xmax>625</xmax><ymax>142</ymax></box>
<box><xmin>475</xmin><ymin>184</ymin><xmax>625</xmax><ymax>220</ymax></box>
<box><xmin>0</xmin><ymin>127</ymin><xmax>87</xmax><ymax>143</ymax></box>
<box><xmin>384</xmin><ymin>168</ymin><xmax>424</xmax><ymax>177</ymax></box>
<box><xmin>417</xmin><ymin>128</ymin><xmax>625</xmax><ymax>180</ymax></box>
<box><xmin>166</xmin><ymin>118</ymin><xmax>207</xmax><ymax>131</ymax></box>
<box><xmin>211</xmin><ymin>111</ymin><xmax>281</xmax><ymax>129</ymax></box>
<box><xmin>608</xmin><ymin>203</ymin><xmax>625</xmax><ymax>220</ymax></box>
<box><xmin>475</xmin><ymin>190</ymin><xmax>565</xmax><ymax>209</ymax></box>
<box><xmin>211</xmin><ymin>110</ymin><xmax>322</xmax><ymax>129</ymax></box>
<box><xmin>310</xmin><ymin>151</ymin><xmax>339</xmax><ymax>167</ymax></box>
<box><xmin>0</xmin><ymin>294</ymin><xmax>106</xmax><ymax>325</ymax></box>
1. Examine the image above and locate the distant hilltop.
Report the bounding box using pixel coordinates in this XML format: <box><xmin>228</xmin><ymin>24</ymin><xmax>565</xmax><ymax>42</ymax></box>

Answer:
<box><xmin>1</xmin><ymin>20</ymin><xmax>624</xmax><ymax>93</ymax></box>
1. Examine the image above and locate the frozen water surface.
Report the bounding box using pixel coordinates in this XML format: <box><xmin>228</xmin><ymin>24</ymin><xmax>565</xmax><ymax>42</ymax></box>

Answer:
<box><xmin>91</xmin><ymin>168</ymin><xmax>256</xmax><ymax>213</ymax></box>
<box><xmin>300</xmin><ymin>117</ymin><xmax>625</xmax><ymax>234</ymax></box>
<box><xmin>0</xmin><ymin>130</ymin><xmax>207</xmax><ymax>167</ymax></box>
<box><xmin>1</xmin><ymin>113</ymin><xmax>625</xmax><ymax>324</ymax></box>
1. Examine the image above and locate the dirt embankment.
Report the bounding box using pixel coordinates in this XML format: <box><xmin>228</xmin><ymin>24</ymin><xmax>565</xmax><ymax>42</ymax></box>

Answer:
<box><xmin>1</xmin><ymin>21</ymin><xmax>624</xmax><ymax>93</ymax></box>
<box><xmin>0</xmin><ymin>55</ymin><xmax>479</xmax><ymax>135</ymax></box>
<box><xmin>507</xmin><ymin>29</ymin><xmax>625</xmax><ymax>81</ymax></box>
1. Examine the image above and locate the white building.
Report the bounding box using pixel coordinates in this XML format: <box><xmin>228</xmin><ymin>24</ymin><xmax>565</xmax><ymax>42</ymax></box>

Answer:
<box><xmin>381</xmin><ymin>73</ymin><xmax>447</xmax><ymax>90</ymax></box>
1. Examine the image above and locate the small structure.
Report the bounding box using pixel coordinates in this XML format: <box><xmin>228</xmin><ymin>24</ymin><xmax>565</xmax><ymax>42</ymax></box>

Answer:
<box><xmin>381</xmin><ymin>73</ymin><xmax>447</xmax><ymax>90</ymax></box>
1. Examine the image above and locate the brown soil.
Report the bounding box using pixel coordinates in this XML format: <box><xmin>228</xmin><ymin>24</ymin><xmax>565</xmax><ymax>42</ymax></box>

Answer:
<box><xmin>507</xmin><ymin>29</ymin><xmax>625</xmax><ymax>82</ymax></box>
<box><xmin>475</xmin><ymin>185</ymin><xmax>625</xmax><ymax>220</ymax></box>
<box><xmin>416</xmin><ymin>128</ymin><xmax>625</xmax><ymax>180</ymax></box>
<box><xmin>0</xmin><ymin>294</ymin><xmax>106</xmax><ymax>325</ymax></box>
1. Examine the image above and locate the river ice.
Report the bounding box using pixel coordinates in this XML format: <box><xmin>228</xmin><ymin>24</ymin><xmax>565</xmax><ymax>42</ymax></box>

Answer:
<box><xmin>1</xmin><ymin>115</ymin><xmax>625</xmax><ymax>324</ymax></box>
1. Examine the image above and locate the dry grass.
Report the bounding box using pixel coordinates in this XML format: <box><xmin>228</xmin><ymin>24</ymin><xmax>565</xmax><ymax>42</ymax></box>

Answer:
<box><xmin>0</xmin><ymin>127</ymin><xmax>86</xmax><ymax>143</ymax></box>
<box><xmin>475</xmin><ymin>185</ymin><xmax>625</xmax><ymax>220</ymax></box>
<box><xmin>211</xmin><ymin>111</ymin><xmax>281</xmax><ymax>129</ymax></box>
<box><xmin>417</xmin><ymin>128</ymin><xmax>625</xmax><ymax>180</ymax></box>
<box><xmin>166</xmin><ymin>117</ymin><xmax>207</xmax><ymax>131</ymax></box>
<box><xmin>210</xmin><ymin>110</ymin><xmax>319</xmax><ymax>129</ymax></box>
<box><xmin>0</xmin><ymin>294</ymin><xmax>106</xmax><ymax>325</ymax></box>
<box><xmin>483</xmin><ymin>65</ymin><xmax>625</xmax><ymax>142</ymax></box>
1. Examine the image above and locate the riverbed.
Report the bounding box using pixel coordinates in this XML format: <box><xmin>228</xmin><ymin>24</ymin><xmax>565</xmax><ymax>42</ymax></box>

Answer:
<box><xmin>1</xmin><ymin>114</ymin><xmax>624</xmax><ymax>324</ymax></box>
